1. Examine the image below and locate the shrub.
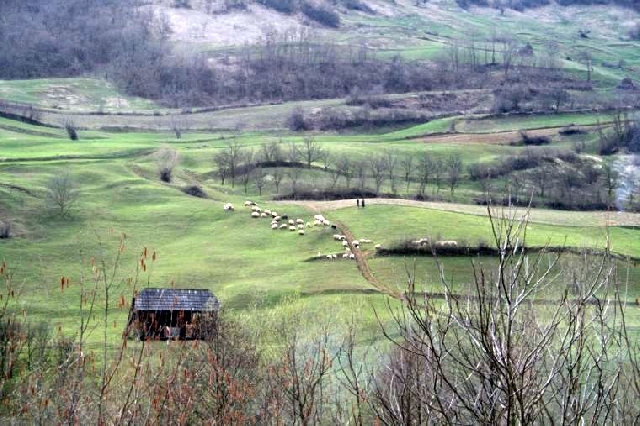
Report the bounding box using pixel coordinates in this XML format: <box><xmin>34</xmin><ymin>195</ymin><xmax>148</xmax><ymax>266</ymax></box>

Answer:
<box><xmin>182</xmin><ymin>185</ymin><xmax>207</xmax><ymax>198</ymax></box>
<box><xmin>300</xmin><ymin>2</ymin><xmax>340</xmax><ymax>27</ymax></box>
<box><xmin>559</xmin><ymin>126</ymin><xmax>586</xmax><ymax>136</ymax></box>
<box><xmin>341</xmin><ymin>0</ymin><xmax>374</xmax><ymax>13</ymax></box>
<box><xmin>0</xmin><ymin>220</ymin><xmax>10</xmax><ymax>238</ymax></box>
<box><xmin>261</xmin><ymin>0</ymin><xmax>297</xmax><ymax>13</ymax></box>
<box><xmin>287</xmin><ymin>108</ymin><xmax>310</xmax><ymax>131</ymax></box>
<box><xmin>65</xmin><ymin>123</ymin><xmax>78</xmax><ymax>141</ymax></box>
<box><xmin>519</xmin><ymin>131</ymin><xmax>551</xmax><ymax>146</ymax></box>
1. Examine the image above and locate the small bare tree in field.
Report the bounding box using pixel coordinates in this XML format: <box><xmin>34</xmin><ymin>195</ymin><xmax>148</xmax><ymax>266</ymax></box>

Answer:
<box><xmin>155</xmin><ymin>145</ymin><xmax>179</xmax><ymax>183</ymax></box>
<box><xmin>300</xmin><ymin>136</ymin><xmax>324</xmax><ymax>168</ymax></box>
<box><xmin>371</xmin><ymin>207</ymin><xmax>635</xmax><ymax>424</ymax></box>
<box><xmin>46</xmin><ymin>173</ymin><xmax>78</xmax><ymax>217</ymax></box>
<box><xmin>399</xmin><ymin>155</ymin><xmax>414</xmax><ymax>193</ymax></box>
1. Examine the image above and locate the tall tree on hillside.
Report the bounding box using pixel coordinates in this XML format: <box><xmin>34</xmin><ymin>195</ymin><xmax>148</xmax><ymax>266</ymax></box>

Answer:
<box><xmin>399</xmin><ymin>155</ymin><xmax>414</xmax><ymax>193</ymax></box>
<box><xmin>300</xmin><ymin>137</ymin><xmax>324</xmax><ymax>168</ymax></box>
<box><xmin>417</xmin><ymin>153</ymin><xmax>433</xmax><ymax>197</ymax></box>
<box><xmin>368</xmin><ymin>154</ymin><xmax>387</xmax><ymax>195</ymax></box>
<box><xmin>384</xmin><ymin>149</ymin><xmax>398</xmax><ymax>194</ymax></box>
<box><xmin>446</xmin><ymin>153</ymin><xmax>463</xmax><ymax>195</ymax></box>
<box><xmin>46</xmin><ymin>173</ymin><xmax>78</xmax><ymax>217</ymax></box>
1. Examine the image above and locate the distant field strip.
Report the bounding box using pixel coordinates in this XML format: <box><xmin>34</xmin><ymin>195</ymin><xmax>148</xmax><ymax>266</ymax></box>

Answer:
<box><xmin>275</xmin><ymin>198</ymin><xmax>640</xmax><ymax>227</ymax></box>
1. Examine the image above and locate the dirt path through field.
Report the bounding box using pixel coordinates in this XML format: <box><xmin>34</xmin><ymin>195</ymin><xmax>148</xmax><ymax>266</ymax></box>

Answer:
<box><xmin>413</xmin><ymin>127</ymin><xmax>573</xmax><ymax>145</ymax></box>
<box><xmin>275</xmin><ymin>198</ymin><xmax>640</xmax><ymax>227</ymax></box>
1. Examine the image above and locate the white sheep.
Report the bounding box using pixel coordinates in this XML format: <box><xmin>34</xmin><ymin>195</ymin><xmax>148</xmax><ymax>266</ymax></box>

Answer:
<box><xmin>297</xmin><ymin>224</ymin><xmax>305</xmax><ymax>230</ymax></box>
<box><xmin>344</xmin><ymin>247</ymin><xmax>351</xmax><ymax>253</ymax></box>
<box><xmin>436</xmin><ymin>240</ymin><xmax>458</xmax><ymax>247</ymax></box>
<box><xmin>313</xmin><ymin>219</ymin><xmax>322</xmax><ymax>226</ymax></box>
<box><xmin>223</xmin><ymin>203</ymin><xmax>235</xmax><ymax>211</ymax></box>
<box><xmin>271</xmin><ymin>224</ymin><xmax>279</xmax><ymax>230</ymax></box>
<box><xmin>349</xmin><ymin>253</ymin><xmax>355</xmax><ymax>259</ymax></box>
<box><xmin>279</xmin><ymin>224</ymin><xmax>288</xmax><ymax>230</ymax></box>
<box><xmin>296</xmin><ymin>218</ymin><xmax>304</xmax><ymax>225</ymax></box>
<box><xmin>341</xmin><ymin>241</ymin><xmax>349</xmax><ymax>247</ymax></box>
<box><xmin>260</xmin><ymin>212</ymin><xmax>267</xmax><ymax>218</ymax></box>
<box><xmin>274</xmin><ymin>216</ymin><xmax>281</xmax><ymax>221</ymax></box>
<box><xmin>314</xmin><ymin>214</ymin><xmax>325</xmax><ymax>221</ymax></box>
<box><xmin>271</xmin><ymin>211</ymin><xmax>278</xmax><ymax>218</ymax></box>
<box><xmin>332</xmin><ymin>254</ymin><xmax>337</xmax><ymax>259</ymax></box>
<box><xmin>288</xmin><ymin>219</ymin><xmax>295</xmax><ymax>226</ymax></box>
<box><xmin>326</xmin><ymin>254</ymin><xmax>333</xmax><ymax>260</ymax></box>
<box><xmin>244</xmin><ymin>201</ymin><xmax>252</xmax><ymax>207</ymax></box>
<box><xmin>342</xmin><ymin>253</ymin><xmax>349</xmax><ymax>258</ymax></box>
<box><xmin>352</xmin><ymin>240</ymin><xmax>360</xmax><ymax>248</ymax></box>
<box><xmin>322</xmin><ymin>219</ymin><xmax>331</xmax><ymax>226</ymax></box>
<box><xmin>298</xmin><ymin>230</ymin><xmax>305</xmax><ymax>236</ymax></box>
<box><xmin>333</xmin><ymin>234</ymin><xmax>342</xmax><ymax>241</ymax></box>
<box><xmin>251</xmin><ymin>212</ymin><xmax>260</xmax><ymax>218</ymax></box>
<box><xmin>265</xmin><ymin>209</ymin><xmax>271</xmax><ymax>216</ymax></box>
<box><xmin>360</xmin><ymin>239</ymin><xmax>372</xmax><ymax>243</ymax></box>
<box><xmin>289</xmin><ymin>226</ymin><xmax>296</xmax><ymax>231</ymax></box>
<box><xmin>375</xmin><ymin>244</ymin><xmax>382</xmax><ymax>249</ymax></box>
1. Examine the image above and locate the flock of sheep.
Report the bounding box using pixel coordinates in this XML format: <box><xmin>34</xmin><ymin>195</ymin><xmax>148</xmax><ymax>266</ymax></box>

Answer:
<box><xmin>223</xmin><ymin>201</ymin><xmax>381</xmax><ymax>262</ymax></box>
<box><xmin>223</xmin><ymin>201</ymin><xmax>334</xmax><ymax>237</ymax></box>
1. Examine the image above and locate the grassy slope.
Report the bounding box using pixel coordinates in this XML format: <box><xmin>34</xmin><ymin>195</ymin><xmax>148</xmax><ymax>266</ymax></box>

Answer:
<box><xmin>1</xmin><ymin>97</ymin><xmax>640</xmax><ymax>349</ymax></box>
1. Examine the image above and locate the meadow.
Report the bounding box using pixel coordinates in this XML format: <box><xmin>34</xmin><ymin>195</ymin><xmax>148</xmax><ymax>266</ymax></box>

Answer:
<box><xmin>1</xmin><ymin>109</ymin><xmax>640</xmax><ymax>354</ymax></box>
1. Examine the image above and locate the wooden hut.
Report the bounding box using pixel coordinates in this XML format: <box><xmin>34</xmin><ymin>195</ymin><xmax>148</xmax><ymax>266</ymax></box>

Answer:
<box><xmin>128</xmin><ymin>288</ymin><xmax>219</xmax><ymax>340</ymax></box>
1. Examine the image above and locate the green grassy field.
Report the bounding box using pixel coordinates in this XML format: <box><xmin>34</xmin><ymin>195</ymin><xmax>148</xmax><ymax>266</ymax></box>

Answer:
<box><xmin>1</xmin><ymin>94</ymin><xmax>640</xmax><ymax>353</ymax></box>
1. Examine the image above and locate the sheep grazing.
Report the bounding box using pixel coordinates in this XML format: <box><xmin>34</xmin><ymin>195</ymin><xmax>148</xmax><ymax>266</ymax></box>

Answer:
<box><xmin>297</xmin><ymin>224</ymin><xmax>305</xmax><ymax>230</ymax></box>
<box><xmin>352</xmin><ymin>240</ymin><xmax>360</xmax><ymax>248</ymax></box>
<box><xmin>271</xmin><ymin>212</ymin><xmax>278</xmax><ymax>218</ymax></box>
<box><xmin>265</xmin><ymin>209</ymin><xmax>272</xmax><ymax>216</ymax></box>
<box><xmin>313</xmin><ymin>214</ymin><xmax>325</xmax><ymax>221</ymax></box>
<box><xmin>332</xmin><ymin>254</ymin><xmax>337</xmax><ymax>259</ymax></box>
<box><xmin>260</xmin><ymin>212</ymin><xmax>267</xmax><ymax>217</ymax></box>
<box><xmin>244</xmin><ymin>201</ymin><xmax>252</xmax><ymax>207</ymax></box>
<box><xmin>360</xmin><ymin>239</ymin><xmax>372</xmax><ymax>244</ymax></box>
<box><xmin>251</xmin><ymin>206</ymin><xmax>262</xmax><ymax>213</ymax></box>
<box><xmin>223</xmin><ymin>203</ymin><xmax>235</xmax><ymax>211</ymax></box>
<box><xmin>298</xmin><ymin>230</ymin><xmax>305</xmax><ymax>236</ymax></box>
<box><xmin>344</xmin><ymin>247</ymin><xmax>351</xmax><ymax>253</ymax></box>
<box><xmin>296</xmin><ymin>218</ymin><xmax>304</xmax><ymax>225</ymax></box>
<box><xmin>333</xmin><ymin>234</ymin><xmax>342</xmax><ymax>241</ymax></box>
<box><xmin>288</xmin><ymin>226</ymin><xmax>296</xmax><ymax>231</ymax></box>
<box><xmin>313</xmin><ymin>219</ymin><xmax>322</xmax><ymax>227</ymax></box>
<box><xmin>279</xmin><ymin>224</ymin><xmax>288</xmax><ymax>229</ymax></box>
<box><xmin>342</xmin><ymin>253</ymin><xmax>349</xmax><ymax>258</ymax></box>
<box><xmin>322</xmin><ymin>220</ymin><xmax>331</xmax><ymax>226</ymax></box>
<box><xmin>349</xmin><ymin>253</ymin><xmax>355</xmax><ymax>259</ymax></box>
<box><xmin>273</xmin><ymin>216</ymin><xmax>281</xmax><ymax>222</ymax></box>
<box><xmin>288</xmin><ymin>219</ymin><xmax>295</xmax><ymax>226</ymax></box>
<box><xmin>436</xmin><ymin>240</ymin><xmax>458</xmax><ymax>247</ymax></box>
<box><xmin>251</xmin><ymin>212</ymin><xmax>260</xmax><ymax>218</ymax></box>
<box><xmin>341</xmin><ymin>241</ymin><xmax>349</xmax><ymax>247</ymax></box>
<box><xmin>375</xmin><ymin>244</ymin><xmax>382</xmax><ymax>249</ymax></box>
<box><xmin>271</xmin><ymin>224</ymin><xmax>279</xmax><ymax>230</ymax></box>
<box><xmin>326</xmin><ymin>254</ymin><xmax>333</xmax><ymax>260</ymax></box>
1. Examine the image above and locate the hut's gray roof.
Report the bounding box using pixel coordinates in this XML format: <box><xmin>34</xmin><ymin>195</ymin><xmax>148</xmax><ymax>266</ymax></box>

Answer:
<box><xmin>133</xmin><ymin>288</ymin><xmax>219</xmax><ymax>312</ymax></box>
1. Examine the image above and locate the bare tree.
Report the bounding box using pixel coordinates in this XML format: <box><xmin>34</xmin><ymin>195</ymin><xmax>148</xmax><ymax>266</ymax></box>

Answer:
<box><xmin>577</xmin><ymin>50</ymin><xmax>594</xmax><ymax>83</ymax></box>
<box><xmin>240</xmin><ymin>149</ymin><xmax>254</xmax><ymax>194</ymax></box>
<box><xmin>254</xmin><ymin>165</ymin><xmax>265</xmax><ymax>196</ymax></box>
<box><xmin>222</xmin><ymin>140</ymin><xmax>243</xmax><ymax>188</ymax></box>
<box><xmin>46</xmin><ymin>173</ymin><xmax>78</xmax><ymax>217</ymax></box>
<box><xmin>384</xmin><ymin>149</ymin><xmax>398</xmax><ymax>194</ymax></box>
<box><xmin>372</xmin><ymin>207</ymin><xmax>631</xmax><ymax>424</ymax></box>
<box><xmin>417</xmin><ymin>153</ymin><xmax>432</xmax><ymax>197</ymax></box>
<box><xmin>446</xmin><ymin>153</ymin><xmax>463</xmax><ymax>195</ymax></box>
<box><xmin>300</xmin><ymin>137</ymin><xmax>324</xmax><ymax>168</ymax></box>
<box><xmin>601</xmin><ymin>162</ymin><xmax>618</xmax><ymax>206</ymax></box>
<box><xmin>368</xmin><ymin>155</ymin><xmax>387</xmax><ymax>195</ymax></box>
<box><xmin>399</xmin><ymin>155</ymin><xmax>414</xmax><ymax>193</ymax></box>
<box><xmin>273</xmin><ymin>166</ymin><xmax>285</xmax><ymax>193</ymax></box>
<box><xmin>337</xmin><ymin>156</ymin><xmax>353</xmax><ymax>189</ymax></box>
<box><xmin>213</xmin><ymin>150</ymin><xmax>230</xmax><ymax>185</ymax></box>
<box><xmin>433</xmin><ymin>156</ymin><xmax>444</xmax><ymax>194</ymax></box>
<box><xmin>155</xmin><ymin>146</ymin><xmax>179</xmax><ymax>183</ymax></box>
<box><xmin>355</xmin><ymin>160</ymin><xmax>367</xmax><ymax>192</ymax></box>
